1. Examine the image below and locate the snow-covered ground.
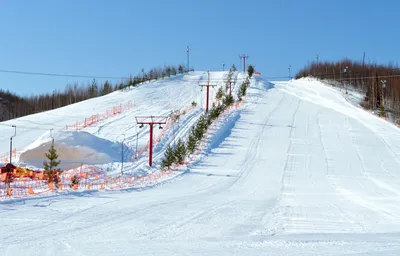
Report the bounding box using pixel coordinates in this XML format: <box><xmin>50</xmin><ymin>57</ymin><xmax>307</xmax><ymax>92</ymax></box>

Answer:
<box><xmin>3</xmin><ymin>75</ymin><xmax>400</xmax><ymax>255</ymax></box>
<box><xmin>0</xmin><ymin>71</ymin><xmax>245</xmax><ymax>174</ymax></box>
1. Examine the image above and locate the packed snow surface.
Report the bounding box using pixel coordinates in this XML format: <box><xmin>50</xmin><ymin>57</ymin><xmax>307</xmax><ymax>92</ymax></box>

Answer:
<box><xmin>19</xmin><ymin>130</ymin><xmax>131</xmax><ymax>170</ymax></box>
<box><xmin>2</xmin><ymin>75</ymin><xmax>400</xmax><ymax>255</ymax></box>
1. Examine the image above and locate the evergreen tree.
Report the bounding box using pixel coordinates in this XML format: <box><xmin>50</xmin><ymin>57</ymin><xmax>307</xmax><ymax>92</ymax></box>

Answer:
<box><xmin>102</xmin><ymin>80</ymin><xmax>111</xmax><ymax>95</ymax></box>
<box><xmin>174</xmin><ymin>139</ymin><xmax>187</xmax><ymax>164</ymax></box>
<box><xmin>166</xmin><ymin>66</ymin><xmax>172</xmax><ymax>77</ymax></box>
<box><xmin>43</xmin><ymin>140</ymin><xmax>62</xmax><ymax>185</ymax></box>
<box><xmin>44</xmin><ymin>141</ymin><xmax>61</xmax><ymax>171</ymax></box>
<box><xmin>88</xmin><ymin>79</ymin><xmax>98</xmax><ymax>97</ymax></box>
<box><xmin>231</xmin><ymin>64</ymin><xmax>237</xmax><ymax>72</ymax></box>
<box><xmin>248</xmin><ymin>65</ymin><xmax>255</xmax><ymax>78</ymax></box>
<box><xmin>209</xmin><ymin>105</ymin><xmax>224</xmax><ymax>121</ymax></box>
<box><xmin>216</xmin><ymin>87</ymin><xmax>224</xmax><ymax>103</ymax></box>
<box><xmin>161</xmin><ymin>145</ymin><xmax>176</xmax><ymax>169</ymax></box>
<box><xmin>149</xmin><ymin>70</ymin><xmax>154</xmax><ymax>80</ymax></box>
<box><xmin>178</xmin><ymin>65</ymin><xmax>184</xmax><ymax>73</ymax></box>
<box><xmin>195</xmin><ymin>115</ymin><xmax>207</xmax><ymax>141</ymax></box>
<box><xmin>171</xmin><ymin>66</ymin><xmax>177</xmax><ymax>76</ymax></box>
<box><xmin>186</xmin><ymin>130</ymin><xmax>197</xmax><ymax>154</ymax></box>
<box><xmin>222</xmin><ymin>94</ymin><xmax>234</xmax><ymax>107</ymax></box>
<box><xmin>238</xmin><ymin>79</ymin><xmax>249</xmax><ymax>100</ymax></box>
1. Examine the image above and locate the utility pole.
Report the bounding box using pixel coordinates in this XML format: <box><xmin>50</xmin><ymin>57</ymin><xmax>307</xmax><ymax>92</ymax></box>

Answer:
<box><xmin>223</xmin><ymin>63</ymin><xmax>225</xmax><ymax>71</ymax></box>
<box><xmin>288</xmin><ymin>65</ymin><xmax>291</xmax><ymax>80</ymax></box>
<box><xmin>316</xmin><ymin>53</ymin><xmax>319</xmax><ymax>68</ymax></box>
<box><xmin>141</xmin><ymin>68</ymin><xmax>145</xmax><ymax>82</ymax></box>
<box><xmin>186</xmin><ymin>45</ymin><xmax>190</xmax><ymax>72</ymax></box>
<box><xmin>239</xmin><ymin>54</ymin><xmax>249</xmax><ymax>73</ymax></box>
<box><xmin>344</xmin><ymin>66</ymin><xmax>348</xmax><ymax>94</ymax></box>
<box><xmin>381</xmin><ymin>80</ymin><xmax>387</xmax><ymax>109</ymax></box>
<box><xmin>9</xmin><ymin>125</ymin><xmax>16</xmax><ymax>164</ymax></box>
<box><xmin>135</xmin><ymin>116</ymin><xmax>168</xmax><ymax>167</ymax></box>
<box><xmin>199</xmin><ymin>71</ymin><xmax>216</xmax><ymax>112</ymax></box>
<box><xmin>362</xmin><ymin>52</ymin><xmax>366</xmax><ymax>69</ymax></box>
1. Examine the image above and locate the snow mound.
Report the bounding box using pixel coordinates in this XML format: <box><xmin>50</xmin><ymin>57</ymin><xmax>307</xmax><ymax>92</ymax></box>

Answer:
<box><xmin>19</xmin><ymin>130</ymin><xmax>130</xmax><ymax>170</ymax></box>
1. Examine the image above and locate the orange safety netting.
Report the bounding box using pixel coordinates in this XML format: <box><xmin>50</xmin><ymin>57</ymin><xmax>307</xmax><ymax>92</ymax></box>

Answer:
<box><xmin>0</xmin><ymin>166</ymin><xmax>175</xmax><ymax>199</ymax></box>
<box><xmin>1</xmin><ymin>98</ymin><xmax>246</xmax><ymax>199</ymax></box>
<box><xmin>65</xmin><ymin>102</ymin><xmax>134</xmax><ymax>130</ymax></box>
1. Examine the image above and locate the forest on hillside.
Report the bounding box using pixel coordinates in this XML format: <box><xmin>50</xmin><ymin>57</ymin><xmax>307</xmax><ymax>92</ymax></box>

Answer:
<box><xmin>0</xmin><ymin>64</ymin><xmax>187</xmax><ymax>122</ymax></box>
<box><xmin>296</xmin><ymin>59</ymin><xmax>400</xmax><ymax>122</ymax></box>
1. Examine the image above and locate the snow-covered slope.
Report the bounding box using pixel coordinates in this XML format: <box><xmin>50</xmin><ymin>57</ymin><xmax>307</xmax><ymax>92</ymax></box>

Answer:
<box><xmin>0</xmin><ymin>71</ymin><xmax>243</xmax><ymax>173</ymax></box>
<box><xmin>3</xmin><ymin>76</ymin><xmax>400</xmax><ymax>255</ymax></box>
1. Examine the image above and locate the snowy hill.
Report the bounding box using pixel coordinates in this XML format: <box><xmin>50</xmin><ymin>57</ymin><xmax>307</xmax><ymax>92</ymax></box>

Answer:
<box><xmin>3</xmin><ymin>75</ymin><xmax>400</xmax><ymax>255</ymax></box>
<box><xmin>0</xmin><ymin>71</ymin><xmax>245</xmax><ymax>174</ymax></box>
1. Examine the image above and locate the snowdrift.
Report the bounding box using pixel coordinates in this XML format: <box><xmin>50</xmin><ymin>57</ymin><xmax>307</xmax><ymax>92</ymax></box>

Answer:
<box><xmin>19</xmin><ymin>130</ymin><xmax>130</xmax><ymax>170</ymax></box>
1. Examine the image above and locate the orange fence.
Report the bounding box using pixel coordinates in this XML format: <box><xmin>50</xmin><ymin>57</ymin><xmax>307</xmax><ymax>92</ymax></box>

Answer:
<box><xmin>0</xmin><ymin>165</ymin><xmax>175</xmax><ymax>199</ymax></box>
<box><xmin>0</xmin><ymin>99</ymin><xmax>246</xmax><ymax>199</ymax></box>
<box><xmin>65</xmin><ymin>102</ymin><xmax>134</xmax><ymax>130</ymax></box>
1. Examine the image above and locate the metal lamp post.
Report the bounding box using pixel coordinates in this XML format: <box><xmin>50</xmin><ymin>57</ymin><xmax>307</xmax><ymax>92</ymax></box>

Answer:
<box><xmin>186</xmin><ymin>45</ymin><xmax>190</xmax><ymax>72</ymax></box>
<box><xmin>9</xmin><ymin>125</ymin><xmax>16</xmax><ymax>164</ymax></box>
<box><xmin>344</xmin><ymin>66</ymin><xmax>348</xmax><ymax>94</ymax></box>
<box><xmin>381</xmin><ymin>80</ymin><xmax>387</xmax><ymax>109</ymax></box>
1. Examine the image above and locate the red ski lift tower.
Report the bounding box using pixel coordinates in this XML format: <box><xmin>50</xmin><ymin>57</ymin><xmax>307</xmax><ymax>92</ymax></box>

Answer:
<box><xmin>135</xmin><ymin>115</ymin><xmax>168</xmax><ymax>166</ymax></box>
<box><xmin>199</xmin><ymin>71</ymin><xmax>217</xmax><ymax>113</ymax></box>
<box><xmin>239</xmin><ymin>54</ymin><xmax>249</xmax><ymax>72</ymax></box>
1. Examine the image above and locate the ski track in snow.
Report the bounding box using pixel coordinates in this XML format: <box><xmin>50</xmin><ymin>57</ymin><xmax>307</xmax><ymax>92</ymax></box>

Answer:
<box><xmin>3</xmin><ymin>75</ymin><xmax>400</xmax><ymax>255</ymax></box>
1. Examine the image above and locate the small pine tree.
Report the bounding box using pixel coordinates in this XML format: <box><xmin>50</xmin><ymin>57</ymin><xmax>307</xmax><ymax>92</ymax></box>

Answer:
<box><xmin>43</xmin><ymin>140</ymin><xmax>62</xmax><ymax>185</ymax></box>
<box><xmin>161</xmin><ymin>145</ymin><xmax>176</xmax><ymax>169</ymax></box>
<box><xmin>231</xmin><ymin>64</ymin><xmax>237</xmax><ymax>72</ymax></box>
<box><xmin>216</xmin><ymin>87</ymin><xmax>224</xmax><ymax>103</ymax></box>
<box><xmin>88</xmin><ymin>78</ymin><xmax>98</xmax><ymax>97</ymax></box>
<box><xmin>209</xmin><ymin>105</ymin><xmax>224</xmax><ymax>121</ymax></box>
<box><xmin>238</xmin><ymin>80</ymin><xmax>249</xmax><ymax>100</ymax></box>
<box><xmin>248</xmin><ymin>65</ymin><xmax>254</xmax><ymax>78</ymax></box>
<box><xmin>186</xmin><ymin>133</ymin><xmax>197</xmax><ymax>154</ymax></box>
<box><xmin>178</xmin><ymin>65</ymin><xmax>184</xmax><ymax>74</ymax></box>
<box><xmin>222</xmin><ymin>94</ymin><xmax>234</xmax><ymax>107</ymax></box>
<box><xmin>174</xmin><ymin>139</ymin><xmax>187</xmax><ymax>164</ymax></box>
<box><xmin>166</xmin><ymin>66</ymin><xmax>172</xmax><ymax>77</ymax></box>
<box><xmin>171</xmin><ymin>66</ymin><xmax>177</xmax><ymax>76</ymax></box>
<box><xmin>102</xmin><ymin>80</ymin><xmax>111</xmax><ymax>95</ymax></box>
<box><xmin>195</xmin><ymin>115</ymin><xmax>207</xmax><ymax>141</ymax></box>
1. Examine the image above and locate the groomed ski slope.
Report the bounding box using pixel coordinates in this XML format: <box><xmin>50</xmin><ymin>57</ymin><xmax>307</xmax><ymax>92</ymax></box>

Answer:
<box><xmin>3</xmin><ymin>77</ymin><xmax>400</xmax><ymax>255</ymax></box>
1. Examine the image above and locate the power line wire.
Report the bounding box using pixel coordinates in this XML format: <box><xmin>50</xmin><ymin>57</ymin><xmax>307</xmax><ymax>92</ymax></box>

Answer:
<box><xmin>0</xmin><ymin>68</ymin><xmax>289</xmax><ymax>81</ymax></box>
<box><xmin>0</xmin><ymin>69</ymin><xmax>130</xmax><ymax>80</ymax></box>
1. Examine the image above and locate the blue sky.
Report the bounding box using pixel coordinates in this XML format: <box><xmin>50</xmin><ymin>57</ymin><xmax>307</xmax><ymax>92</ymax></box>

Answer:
<box><xmin>0</xmin><ymin>0</ymin><xmax>399</xmax><ymax>95</ymax></box>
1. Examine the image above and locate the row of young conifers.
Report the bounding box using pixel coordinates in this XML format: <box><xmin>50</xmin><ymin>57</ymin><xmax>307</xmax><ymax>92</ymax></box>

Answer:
<box><xmin>160</xmin><ymin>67</ymin><xmax>254</xmax><ymax>170</ymax></box>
